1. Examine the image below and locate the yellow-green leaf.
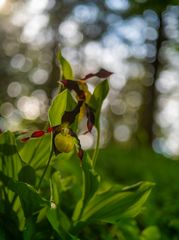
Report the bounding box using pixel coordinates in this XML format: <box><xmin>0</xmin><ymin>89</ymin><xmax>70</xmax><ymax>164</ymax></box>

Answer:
<box><xmin>57</xmin><ymin>50</ymin><xmax>74</xmax><ymax>80</ymax></box>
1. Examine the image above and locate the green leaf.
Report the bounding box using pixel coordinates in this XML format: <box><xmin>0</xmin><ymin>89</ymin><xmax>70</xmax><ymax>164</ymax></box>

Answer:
<box><xmin>140</xmin><ymin>226</ymin><xmax>161</xmax><ymax>240</ymax></box>
<box><xmin>50</xmin><ymin>171</ymin><xmax>75</xmax><ymax>205</ymax></box>
<box><xmin>47</xmin><ymin>207</ymin><xmax>70</xmax><ymax>233</ymax></box>
<box><xmin>50</xmin><ymin>172</ymin><xmax>61</xmax><ymax>205</ymax></box>
<box><xmin>48</xmin><ymin>89</ymin><xmax>76</xmax><ymax>127</ymax></box>
<box><xmin>18</xmin><ymin>165</ymin><xmax>36</xmax><ymax>186</ymax></box>
<box><xmin>73</xmin><ymin>153</ymin><xmax>100</xmax><ymax>222</ymax></box>
<box><xmin>48</xmin><ymin>172</ymin><xmax>75</xmax><ymax>238</ymax></box>
<box><xmin>18</xmin><ymin>134</ymin><xmax>51</xmax><ymax>171</ymax></box>
<box><xmin>89</xmin><ymin>79</ymin><xmax>109</xmax><ymax>129</ymax></box>
<box><xmin>47</xmin><ymin>207</ymin><xmax>79</xmax><ymax>240</ymax></box>
<box><xmin>23</xmin><ymin>217</ymin><xmax>36</xmax><ymax>240</ymax></box>
<box><xmin>115</xmin><ymin>219</ymin><xmax>141</xmax><ymax>240</ymax></box>
<box><xmin>76</xmin><ymin>181</ymin><xmax>154</xmax><ymax>225</ymax></box>
<box><xmin>0</xmin><ymin>131</ymin><xmax>24</xmax><ymax>205</ymax></box>
<box><xmin>81</xmin><ymin>154</ymin><xmax>100</xmax><ymax>207</ymax></box>
<box><xmin>0</xmin><ymin>131</ymin><xmax>23</xmax><ymax>179</ymax></box>
<box><xmin>47</xmin><ymin>207</ymin><xmax>66</xmax><ymax>239</ymax></box>
<box><xmin>0</xmin><ymin>199</ymin><xmax>22</xmax><ymax>239</ymax></box>
<box><xmin>57</xmin><ymin>50</ymin><xmax>74</xmax><ymax>80</ymax></box>
<box><xmin>52</xmin><ymin>152</ymin><xmax>81</xmax><ymax>186</ymax></box>
<box><xmin>0</xmin><ymin>171</ymin><xmax>49</xmax><ymax>217</ymax></box>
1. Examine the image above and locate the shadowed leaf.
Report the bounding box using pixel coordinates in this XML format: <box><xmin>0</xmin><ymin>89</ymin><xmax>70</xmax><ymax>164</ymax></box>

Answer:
<box><xmin>0</xmin><ymin>171</ymin><xmax>49</xmax><ymax>217</ymax></box>
<box><xmin>18</xmin><ymin>165</ymin><xmax>36</xmax><ymax>186</ymax></box>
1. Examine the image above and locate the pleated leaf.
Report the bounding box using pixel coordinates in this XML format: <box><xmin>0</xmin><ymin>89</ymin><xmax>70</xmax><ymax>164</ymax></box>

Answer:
<box><xmin>0</xmin><ymin>171</ymin><xmax>49</xmax><ymax>217</ymax></box>
<box><xmin>77</xmin><ymin>181</ymin><xmax>154</xmax><ymax>224</ymax></box>
<box><xmin>73</xmin><ymin>153</ymin><xmax>100</xmax><ymax>222</ymax></box>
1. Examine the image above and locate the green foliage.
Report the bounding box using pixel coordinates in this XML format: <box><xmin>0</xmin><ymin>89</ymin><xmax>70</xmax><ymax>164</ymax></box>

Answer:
<box><xmin>0</xmin><ymin>172</ymin><xmax>49</xmax><ymax>217</ymax></box>
<box><xmin>141</xmin><ymin>226</ymin><xmax>161</xmax><ymax>240</ymax></box>
<box><xmin>89</xmin><ymin>79</ymin><xmax>109</xmax><ymax>129</ymax></box>
<box><xmin>0</xmin><ymin>131</ymin><xmax>23</xmax><ymax>179</ymax></box>
<box><xmin>18</xmin><ymin>134</ymin><xmax>51</xmax><ymax>170</ymax></box>
<box><xmin>97</xmin><ymin>145</ymin><xmax>179</xmax><ymax>240</ymax></box>
<box><xmin>57</xmin><ymin>50</ymin><xmax>74</xmax><ymax>80</ymax></box>
<box><xmin>48</xmin><ymin>89</ymin><xmax>76</xmax><ymax>127</ymax></box>
<box><xmin>73</xmin><ymin>153</ymin><xmax>100</xmax><ymax>223</ymax></box>
<box><xmin>77</xmin><ymin>182</ymin><xmax>154</xmax><ymax>224</ymax></box>
<box><xmin>18</xmin><ymin>165</ymin><xmax>36</xmax><ymax>186</ymax></box>
<box><xmin>0</xmin><ymin>52</ymin><xmax>154</xmax><ymax>239</ymax></box>
<box><xmin>89</xmin><ymin>79</ymin><xmax>109</xmax><ymax>166</ymax></box>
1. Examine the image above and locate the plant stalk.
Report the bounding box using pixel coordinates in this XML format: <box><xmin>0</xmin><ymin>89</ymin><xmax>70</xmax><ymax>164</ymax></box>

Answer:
<box><xmin>92</xmin><ymin>126</ymin><xmax>100</xmax><ymax>168</ymax></box>
<box><xmin>36</xmin><ymin>149</ymin><xmax>53</xmax><ymax>190</ymax></box>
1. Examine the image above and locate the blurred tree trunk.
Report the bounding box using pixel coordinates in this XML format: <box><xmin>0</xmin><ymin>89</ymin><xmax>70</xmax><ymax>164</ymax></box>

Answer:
<box><xmin>45</xmin><ymin>1</ymin><xmax>78</xmax><ymax>99</ymax></box>
<box><xmin>141</xmin><ymin>13</ymin><xmax>164</xmax><ymax>146</ymax></box>
<box><xmin>46</xmin><ymin>45</ymin><xmax>60</xmax><ymax>99</ymax></box>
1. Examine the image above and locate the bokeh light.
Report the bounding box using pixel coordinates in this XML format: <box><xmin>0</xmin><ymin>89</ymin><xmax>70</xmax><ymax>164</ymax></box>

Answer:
<box><xmin>78</xmin><ymin>133</ymin><xmax>94</xmax><ymax>150</ymax></box>
<box><xmin>17</xmin><ymin>96</ymin><xmax>40</xmax><ymax>120</ymax></box>
<box><xmin>0</xmin><ymin>102</ymin><xmax>14</xmax><ymax>118</ymax></box>
<box><xmin>7</xmin><ymin>82</ymin><xmax>22</xmax><ymax>98</ymax></box>
<box><xmin>0</xmin><ymin>0</ymin><xmax>179</xmax><ymax>156</ymax></box>
<box><xmin>0</xmin><ymin>0</ymin><xmax>6</xmax><ymax>9</ymax></box>
<box><xmin>113</xmin><ymin>124</ymin><xmax>131</xmax><ymax>142</ymax></box>
<box><xmin>30</xmin><ymin>68</ymin><xmax>49</xmax><ymax>85</ymax></box>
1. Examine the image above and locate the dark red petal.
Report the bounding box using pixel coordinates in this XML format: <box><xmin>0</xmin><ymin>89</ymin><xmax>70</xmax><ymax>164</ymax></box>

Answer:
<box><xmin>81</xmin><ymin>73</ymin><xmax>94</xmax><ymax>80</ymax></box>
<box><xmin>86</xmin><ymin>104</ymin><xmax>95</xmax><ymax>132</ymax></box>
<box><xmin>31</xmin><ymin>130</ymin><xmax>45</xmax><ymax>138</ymax></box>
<box><xmin>87</xmin><ymin>120</ymin><xmax>94</xmax><ymax>132</ymax></box>
<box><xmin>78</xmin><ymin>90</ymin><xmax>86</xmax><ymax>101</ymax></box>
<box><xmin>62</xmin><ymin>100</ymin><xmax>83</xmax><ymax>124</ymax></box>
<box><xmin>21</xmin><ymin>137</ymin><xmax>30</xmax><ymax>142</ymax></box>
<box><xmin>81</xmin><ymin>68</ymin><xmax>113</xmax><ymax>80</ymax></box>
<box><xmin>96</xmin><ymin>69</ymin><xmax>113</xmax><ymax>78</ymax></box>
<box><xmin>61</xmin><ymin>79</ymin><xmax>68</xmax><ymax>86</ymax></box>
<box><xmin>77</xmin><ymin>148</ymin><xmax>84</xmax><ymax>162</ymax></box>
<box><xmin>61</xmin><ymin>79</ymin><xmax>85</xmax><ymax>99</ymax></box>
<box><xmin>47</xmin><ymin>127</ymin><xmax>54</xmax><ymax>133</ymax></box>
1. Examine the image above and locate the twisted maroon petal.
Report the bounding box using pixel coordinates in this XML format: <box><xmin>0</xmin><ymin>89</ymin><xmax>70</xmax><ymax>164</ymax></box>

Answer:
<box><xmin>81</xmin><ymin>68</ymin><xmax>113</xmax><ymax>80</ymax></box>
<box><xmin>95</xmin><ymin>69</ymin><xmax>113</xmax><ymax>78</ymax></box>
<box><xmin>86</xmin><ymin>104</ymin><xmax>95</xmax><ymax>132</ymax></box>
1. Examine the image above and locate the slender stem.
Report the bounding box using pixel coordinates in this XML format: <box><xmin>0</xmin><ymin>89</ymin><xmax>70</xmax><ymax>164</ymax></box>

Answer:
<box><xmin>3</xmin><ymin>187</ymin><xmax>9</xmax><ymax>203</ymax></box>
<box><xmin>36</xmin><ymin>149</ymin><xmax>53</xmax><ymax>190</ymax></box>
<box><xmin>28</xmin><ymin>137</ymin><xmax>43</xmax><ymax>165</ymax></box>
<box><xmin>92</xmin><ymin>126</ymin><xmax>100</xmax><ymax>168</ymax></box>
<box><xmin>10</xmin><ymin>193</ymin><xmax>18</xmax><ymax>208</ymax></box>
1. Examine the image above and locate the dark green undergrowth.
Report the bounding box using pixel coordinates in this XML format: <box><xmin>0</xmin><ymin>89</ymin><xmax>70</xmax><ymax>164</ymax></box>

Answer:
<box><xmin>97</xmin><ymin>145</ymin><xmax>179</xmax><ymax>240</ymax></box>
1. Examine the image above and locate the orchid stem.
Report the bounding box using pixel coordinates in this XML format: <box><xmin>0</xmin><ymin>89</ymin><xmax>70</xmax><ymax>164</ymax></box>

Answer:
<box><xmin>37</xmin><ymin>149</ymin><xmax>53</xmax><ymax>191</ymax></box>
<box><xmin>92</xmin><ymin>127</ymin><xmax>100</xmax><ymax>168</ymax></box>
